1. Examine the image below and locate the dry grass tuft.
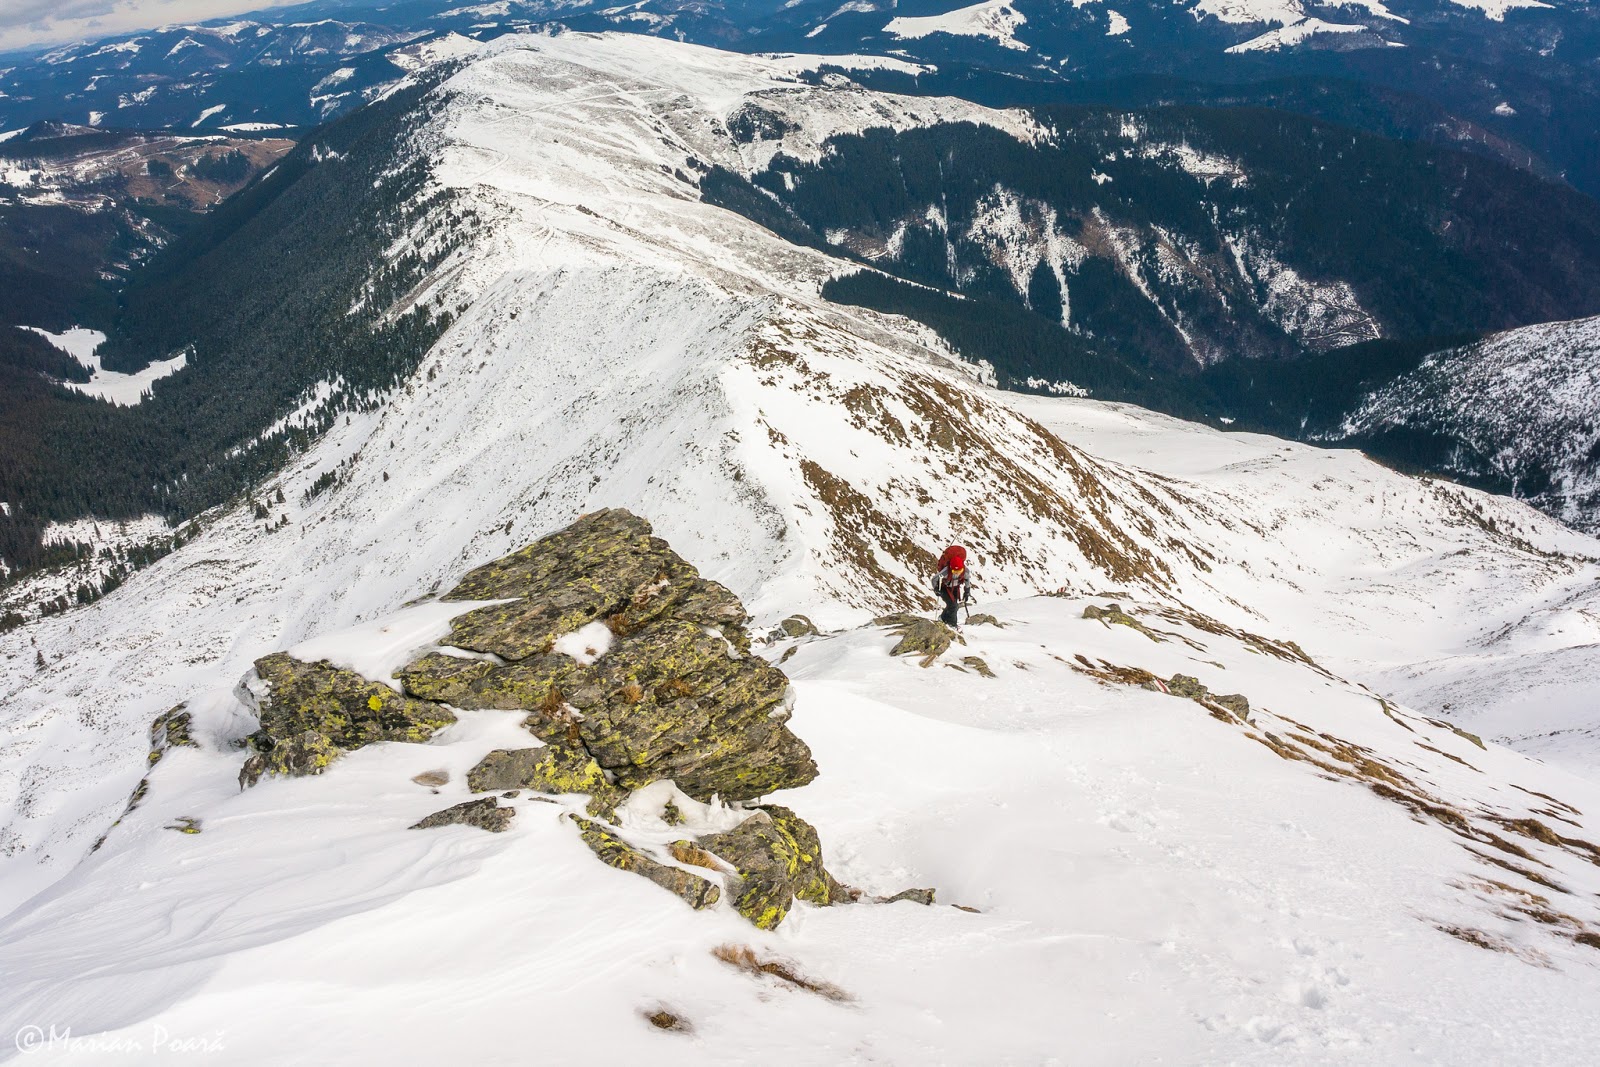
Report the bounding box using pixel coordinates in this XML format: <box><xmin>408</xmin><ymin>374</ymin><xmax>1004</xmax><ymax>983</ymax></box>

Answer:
<box><xmin>669</xmin><ymin>841</ymin><xmax>724</xmax><ymax>871</ymax></box>
<box><xmin>712</xmin><ymin>944</ymin><xmax>851</xmax><ymax>1001</ymax></box>
<box><xmin>641</xmin><ymin>1007</ymin><xmax>692</xmax><ymax>1033</ymax></box>
<box><xmin>655</xmin><ymin>677</ymin><xmax>696</xmax><ymax>701</ymax></box>
<box><xmin>411</xmin><ymin>769</ymin><xmax>449</xmax><ymax>787</ymax></box>
<box><xmin>1437</xmin><ymin>924</ymin><xmax>1516</xmax><ymax>954</ymax></box>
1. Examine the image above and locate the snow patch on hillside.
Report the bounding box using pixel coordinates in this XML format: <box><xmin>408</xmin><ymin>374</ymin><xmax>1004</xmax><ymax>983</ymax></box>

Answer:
<box><xmin>23</xmin><ymin>326</ymin><xmax>188</xmax><ymax>406</ymax></box>
<box><xmin>1193</xmin><ymin>0</ymin><xmax>1305</xmax><ymax>25</ymax></box>
<box><xmin>885</xmin><ymin>0</ymin><xmax>1029</xmax><ymax>50</ymax></box>
<box><xmin>1447</xmin><ymin>0</ymin><xmax>1553</xmax><ymax>20</ymax></box>
<box><xmin>1227</xmin><ymin>17</ymin><xmax>1367</xmax><ymax>51</ymax></box>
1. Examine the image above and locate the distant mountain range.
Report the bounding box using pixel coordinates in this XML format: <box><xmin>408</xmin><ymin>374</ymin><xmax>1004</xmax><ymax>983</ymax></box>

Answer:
<box><xmin>2</xmin><ymin>0</ymin><xmax>1596</xmax><ymax>194</ymax></box>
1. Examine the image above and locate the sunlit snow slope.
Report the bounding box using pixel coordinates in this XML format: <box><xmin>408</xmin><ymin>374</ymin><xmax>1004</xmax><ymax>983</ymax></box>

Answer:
<box><xmin>4</xmin><ymin>32</ymin><xmax>1600</xmax><ymax>1064</ymax></box>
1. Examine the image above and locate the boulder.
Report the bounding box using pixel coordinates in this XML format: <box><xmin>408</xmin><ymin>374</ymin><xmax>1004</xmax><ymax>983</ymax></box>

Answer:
<box><xmin>778</xmin><ymin>614</ymin><xmax>818</xmax><ymax>638</ymax></box>
<box><xmin>696</xmin><ymin>805</ymin><xmax>850</xmax><ymax>930</ymax></box>
<box><xmin>874</xmin><ymin>613</ymin><xmax>961</xmax><ymax>666</ymax></box>
<box><xmin>1212</xmin><ymin>693</ymin><xmax>1251</xmax><ymax>717</ymax></box>
<box><xmin>411</xmin><ymin>797</ymin><xmax>515</xmax><ymax>833</ymax></box>
<box><xmin>398</xmin><ymin>509</ymin><xmax>816</xmax><ymax>802</ymax></box>
<box><xmin>570</xmin><ymin>815</ymin><xmax>722</xmax><ymax>910</ymax></box>
<box><xmin>239</xmin><ymin>653</ymin><xmax>457</xmax><ymax>787</ymax></box>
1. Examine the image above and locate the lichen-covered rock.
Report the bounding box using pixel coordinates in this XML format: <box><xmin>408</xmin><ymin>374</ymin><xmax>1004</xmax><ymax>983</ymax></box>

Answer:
<box><xmin>442</xmin><ymin>509</ymin><xmax>748</xmax><ymax>658</ymax></box>
<box><xmin>965</xmin><ymin>613</ymin><xmax>1003</xmax><ymax>628</ymax></box>
<box><xmin>398</xmin><ymin>653</ymin><xmax>571</xmax><ymax>712</ymax></box>
<box><xmin>466</xmin><ymin>740</ymin><xmax>625</xmax><ymax>816</ymax></box>
<box><xmin>239</xmin><ymin>653</ymin><xmax>457</xmax><ymax>787</ymax></box>
<box><xmin>575</xmin><ymin>619</ymin><xmax>810</xmax><ymax>800</ymax></box>
<box><xmin>149</xmin><ymin>705</ymin><xmax>198</xmax><ymax>766</ymax></box>
<box><xmin>398</xmin><ymin>509</ymin><xmax>816</xmax><ymax>802</ymax></box>
<box><xmin>874</xmin><ymin>613</ymin><xmax>962</xmax><ymax>667</ymax></box>
<box><xmin>411</xmin><ymin>797</ymin><xmax>516</xmax><ymax>833</ymax></box>
<box><xmin>960</xmin><ymin>656</ymin><xmax>996</xmax><ymax>678</ymax></box>
<box><xmin>1212</xmin><ymin>693</ymin><xmax>1251</xmax><ymax>717</ymax></box>
<box><xmin>570</xmin><ymin>814</ymin><xmax>722</xmax><ymax>910</ymax></box>
<box><xmin>778</xmin><ymin>615</ymin><xmax>818</xmax><ymax>638</ymax></box>
<box><xmin>1084</xmin><ymin>603</ymin><xmax>1163</xmax><ymax>642</ymax></box>
<box><xmin>1167</xmin><ymin>674</ymin><xmax>1210</xmax><ymax>701</ymax></box>
<box><xmin>697</xmin><ymin>805</ymin><xmax>849</xmax><ymax>930</ymax></box>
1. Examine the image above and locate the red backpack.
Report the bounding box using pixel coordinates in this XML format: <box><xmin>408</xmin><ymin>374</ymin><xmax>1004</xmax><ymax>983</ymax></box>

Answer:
<box><xmin>938</xmin><ymin>545</ymin><xmax>967</xmax><ymax>573</ymax></box>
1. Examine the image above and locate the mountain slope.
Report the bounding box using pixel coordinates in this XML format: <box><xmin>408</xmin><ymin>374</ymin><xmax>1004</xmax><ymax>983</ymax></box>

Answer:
<box><xmin>1337</xmin><ymin>315</ymin><xmax>1600</xmax><ymax>534</ymax></box>
<box><xmin>3</xmin><ymin>32</ymin><xmax>1600</xmax><ymax>1061</ymax></box>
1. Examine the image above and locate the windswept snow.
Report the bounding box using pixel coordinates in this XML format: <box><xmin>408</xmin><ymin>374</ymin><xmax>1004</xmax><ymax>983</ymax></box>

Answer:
<box><xmin>885</xmin><ymin>0</ymin><xmax>1029</xmax><ymax>50</ymax></box>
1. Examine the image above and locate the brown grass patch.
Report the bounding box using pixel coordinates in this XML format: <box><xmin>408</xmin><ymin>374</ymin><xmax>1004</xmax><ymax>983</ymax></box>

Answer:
<box><xmin>712</xmin><ymin>944</ymin><xmax>851</xmax><ymax>1001</ymax></box>
<box><xmin>669</xmin><ymin>841</ymin><xmax>724</xmax><ymax>871</ymax></box>
<box><xmin>641</xmin><ymin>1007</ymin><xmax>692</xmax><ymax>1033</ymax></box>
<box><xmin>1436</xmin><ymin>924</ymin><xmax>1515</xmax><ymax>953</ymax></box>
<box><xmin>654</xmin><ymin>677</ymin><xmax>696</xmax><ymax>701</ymax></box>
<box><xmin>412</xmin><ymin>769</ymin><xmax>449</xmax><ymax>787</ymax></box>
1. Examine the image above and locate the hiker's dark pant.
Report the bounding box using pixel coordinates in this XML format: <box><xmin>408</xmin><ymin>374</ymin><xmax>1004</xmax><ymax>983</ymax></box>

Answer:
<box><xmin>940</xmin><ymin>588</ymin><xmax>961</xmax><ymax>627</ymax></box>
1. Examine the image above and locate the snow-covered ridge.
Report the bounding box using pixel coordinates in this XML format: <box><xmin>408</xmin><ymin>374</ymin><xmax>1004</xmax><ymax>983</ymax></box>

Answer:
<box><xmin>3</xmin><ymin>32</ymin><xmax>1600</xmax><ymax>1060</ymax></box>
<box><xmin>885</xmin><ymin>0</ymin><xmax>1030</xmax><ymax>51</ymax></box>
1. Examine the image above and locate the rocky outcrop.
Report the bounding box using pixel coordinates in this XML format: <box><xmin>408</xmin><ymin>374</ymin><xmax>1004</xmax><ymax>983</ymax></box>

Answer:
<box><xmin>570</xmin><ymin>814</ymin><xmax>722</xmax><ymax>910</ymax></box>
<box><xmin>226</xmin><ymin>508</ymin><xmax>852</xmax><ymax>929</ymax></box>
<box><xmin>696</xmin><ymin>806</ymin><xmax>852</xmax><ymax>929</ymax></box>
<box><xmin>239</xmin><ymin>653</ymin><xmax>458</xmax><ymax>787</ymax></box>
<box><xmin>874</xmin><ymin>613</ymin><xmax>961</xmax><ymax>666</ymax></box>
<box><xmin>1084</xmin><ymin>602</ymin><xmax>1163</xmax><ymax>642</ymax></box>
<box><xmin>149</xmin><ymin>705</ymin><xmax>197</xmax><ymax>764</ymax></box>
<box><xmin>399</xmin><ymin>509</ymin><xmax>816</xmax><ymax>803</ymax></box>
<box><xmin>1161</xmin><ymin>673</ymin><xmax>1250</xmax><ymax>719</ymax></box>
<box><xmin>412</xmin><ymin>797</ymin><xmax>516</xmax><ymax>833</ymax></box>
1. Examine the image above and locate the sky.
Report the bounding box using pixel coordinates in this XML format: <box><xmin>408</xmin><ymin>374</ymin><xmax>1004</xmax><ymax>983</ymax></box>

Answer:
<box><xmin>0</xmin><ymin>0</ymin><xmax>339</xmax><ymax>53</ymax></box>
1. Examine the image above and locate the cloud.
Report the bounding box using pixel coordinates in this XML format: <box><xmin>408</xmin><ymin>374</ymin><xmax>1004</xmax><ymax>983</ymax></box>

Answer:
<box><xmin>0</xmin><ymin>0</ymin><xmax>121</xmax><ymax>29</ymax></box>
<box><xmin>0</xmin><ymin>0</ymin><xmax>316</xmax><ymax>52</ymax></box>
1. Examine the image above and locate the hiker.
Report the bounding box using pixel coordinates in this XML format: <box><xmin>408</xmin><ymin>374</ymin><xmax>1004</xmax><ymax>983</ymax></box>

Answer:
<box><xmin>933</xmin><ymin>545</ymin><xmax>973</xmax><ymax>629</ymax></box>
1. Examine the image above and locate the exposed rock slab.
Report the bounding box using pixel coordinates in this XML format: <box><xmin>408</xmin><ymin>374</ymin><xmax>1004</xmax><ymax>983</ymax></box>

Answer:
<box><xmin>400</xmin><ymin>509</ymin><xmax>816</xmax><ymax>802</ymax></box>
<box><xmin>239</xmin><ymin>652</ymin><xmax>457</xmax><ymax>787</ymax></box>
<box><xmin>466</xmin><ymin>740</ymin><xmax>625</xmax><ymax>815</ymax></box>
<box><xmin>411</xmin><ymin>797</ymin><xmax>516</xmax><ymax>833</ymax></box>
<box><xmin>570</xmin><ymin>814</ymin><xmax>722</xmax><ymax>910</ymax></box>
